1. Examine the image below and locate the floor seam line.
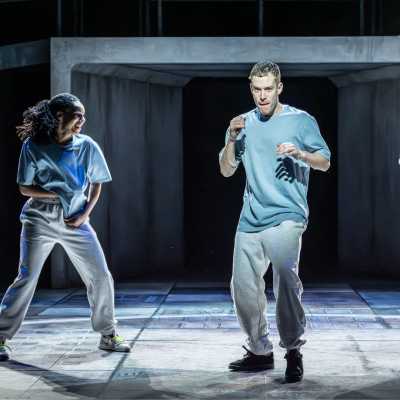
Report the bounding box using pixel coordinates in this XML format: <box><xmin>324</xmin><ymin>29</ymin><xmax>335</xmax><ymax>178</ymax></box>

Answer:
<box><xmin>103</xmin><ymin>281</ymin><xmax>177</xmax><ymax>387</ymax></box>
<box><xmin>351</xmin><ymin>286</ymin><xmax>393</xmax><ymax>329</ymax></box>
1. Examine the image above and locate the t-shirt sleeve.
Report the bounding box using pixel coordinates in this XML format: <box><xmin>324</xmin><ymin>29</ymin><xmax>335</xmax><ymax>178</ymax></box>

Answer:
<box><xmin>16</xmin><ymin>141</ymin><xmax>36</xmax><ymax>185</ymax></box>
<box><xmin>88</xmin><ymin>141</ymin><xmax>112</xmax><ymax>183</ymax></box>
<box><xmin>301</xmin><ymin>115</ymin><xmax>331</xmax><ymax>161</ymax></box>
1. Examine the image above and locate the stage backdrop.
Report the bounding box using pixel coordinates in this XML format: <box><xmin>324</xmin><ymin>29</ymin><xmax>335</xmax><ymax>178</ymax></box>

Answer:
<box><xmin>338</xmin><ymin>78</ymin><xmax>400</xmax><ymax>279</ymax></box>
<box><xmin>69</xmin><ymin>71</ymin><xmax>184</xmax><ymax>282</ymax></box>
<box><xmin>183</xmin><ymin>77</ymin><xmax>338</xmax><ymax>281</ymax></box>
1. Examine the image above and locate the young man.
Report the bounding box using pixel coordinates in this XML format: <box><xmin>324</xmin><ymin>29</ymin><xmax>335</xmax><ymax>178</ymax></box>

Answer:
<box><xmin>0</xmin><ymin>93</ymin><xmax>130</xmax><ymax>361</ymax></box>
<box><xmin>219</xmin><ymin>62</ymin><xmax>331</xmax><ymax>382</ymax></box>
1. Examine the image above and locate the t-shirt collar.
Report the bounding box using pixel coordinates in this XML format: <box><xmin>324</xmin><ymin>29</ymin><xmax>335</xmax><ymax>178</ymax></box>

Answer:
<box><xmin>50</xmin><ymin>134</ymin><xmax>77</xmax><ymax>149</ymax></box>
<box><xmin>256</xmin><ymin>104</ymin><xmax>286</xmax><ymax>121</ymax></box>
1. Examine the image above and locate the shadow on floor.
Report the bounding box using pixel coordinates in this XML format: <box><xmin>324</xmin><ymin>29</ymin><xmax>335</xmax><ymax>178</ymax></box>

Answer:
<box><xmin>4</xmin><ymin>360</ymin><xmax>400</xmax><ymax>400</ymax></box>
<box><xmin>334</xmin><ymin>377</ymin><xmax>400</xmax><ymax>400</ymax></box>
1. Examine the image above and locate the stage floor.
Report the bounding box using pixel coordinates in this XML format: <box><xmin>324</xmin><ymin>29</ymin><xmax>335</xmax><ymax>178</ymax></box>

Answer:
<box><xmin>1</xmin><ymin>282</ymin><xmax>400</xmax><ymax>399</ymax></box>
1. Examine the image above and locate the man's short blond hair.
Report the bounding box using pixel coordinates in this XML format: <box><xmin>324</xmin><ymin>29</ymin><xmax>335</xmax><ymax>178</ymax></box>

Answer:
<box><xmin>248</xmin><ymin>61</ymin><xmax>281</xmax><ymax>84</ymax></box>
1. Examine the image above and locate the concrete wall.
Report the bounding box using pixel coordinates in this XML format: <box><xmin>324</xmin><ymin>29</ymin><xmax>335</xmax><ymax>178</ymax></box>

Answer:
<box><xmin>338</xmin><ymin>79</ymin><xmax>400</xmax><ymax>278</ymax></box>
<box><xmin>57</xmin><ymin>71</ymin><xmax>185</xmax><ymax>285</ymax></box>
<box><xmin>5</xmin><ymin>37</ymin><xmax>400</xmax><ymax>286</ymax></box>
<box><xmin>46</xmin><ymin>36</ymin><xmax>400</xmax><ymax>286</ymax></box>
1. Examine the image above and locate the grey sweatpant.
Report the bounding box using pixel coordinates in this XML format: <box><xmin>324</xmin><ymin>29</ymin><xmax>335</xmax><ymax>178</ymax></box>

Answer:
<box><xmin>231</xmin><ymin>220</ymin><xmax>306</xmax><ymax>355</ymax></box>
<box><xmin>0</xmin><ymin>198</ymin><xmax>116</xmax><ymax>340</ymax></box>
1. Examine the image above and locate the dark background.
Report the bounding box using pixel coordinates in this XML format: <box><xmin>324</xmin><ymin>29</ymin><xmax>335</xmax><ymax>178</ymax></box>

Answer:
<box><xmin>0</xmin><ymin>0</ymin><xmax>398</xmax><ymax>288</ymax></box>
<box><xmin>1</xmin><ymin>0</ymin><xmax>399</xmax><ymax>44</ymax></box>
<box><xmin>183</xmin><ymin>77</ymin><xmax>337</xmax><ymax>281</ymax></box>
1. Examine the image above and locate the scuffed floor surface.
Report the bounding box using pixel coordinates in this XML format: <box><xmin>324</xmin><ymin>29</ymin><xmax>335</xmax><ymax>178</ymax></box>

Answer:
<box><xmin>1</xmin><ymin>282</ymin><xmax>400</xmax><ymax>399</ymax></box>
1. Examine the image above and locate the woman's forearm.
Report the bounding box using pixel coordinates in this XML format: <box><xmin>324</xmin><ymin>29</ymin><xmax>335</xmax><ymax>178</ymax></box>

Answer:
<box><xmin>84</xmin><ymin>183</ymin><xmax>102</xmax><ymax>217</ymax></box>
<box><xmin>19</xmin><ymin>185</ymin><xmax>58</xmax><ymax>198</ymax></box>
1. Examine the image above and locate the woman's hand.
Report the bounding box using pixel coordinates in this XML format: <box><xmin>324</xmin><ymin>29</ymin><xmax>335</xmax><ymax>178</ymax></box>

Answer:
<box><xmin>64</xmin><ymin>213</ymin><xmax>88</xmax><ymax>228</ymax></box>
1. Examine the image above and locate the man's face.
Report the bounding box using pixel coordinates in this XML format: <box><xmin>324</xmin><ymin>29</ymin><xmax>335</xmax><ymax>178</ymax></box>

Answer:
<box><xmin>250</xmin><ymin>73</ymin><xmax>283</xmax><ymax>116</ymax></box>
<box><xmin>58</xmin><ymin>101</ymin><xmax>86</xmax><ymax>136</ymax></box>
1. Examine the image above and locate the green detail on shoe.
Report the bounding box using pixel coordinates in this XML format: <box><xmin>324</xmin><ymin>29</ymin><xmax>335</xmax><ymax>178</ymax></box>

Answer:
<box><xmin>0</xmin><ymin>341</ymin><xmax>11</xmax><ymax>353</ymax></box>
<box><xmin>113</xmin><ymin>335</ymin><xmax>124</xmax><ymax>345</ymax></box>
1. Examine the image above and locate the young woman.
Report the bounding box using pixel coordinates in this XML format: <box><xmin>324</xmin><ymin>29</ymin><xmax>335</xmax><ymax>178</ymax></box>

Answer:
<box><xmin>0</xmin><ymin>93</ymin><xmax>130</xmax><ymax>361</ymax></box>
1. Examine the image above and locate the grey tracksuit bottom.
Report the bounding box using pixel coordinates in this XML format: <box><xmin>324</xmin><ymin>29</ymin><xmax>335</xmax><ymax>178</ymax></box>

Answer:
<box><xmin>231</xmin><ymin>220</ymin><xmax>306</xmax><ymax>355</ymax></box>
<box><xmin>0</xmin><ymin>198</ymin><xmax>116</xmax><ymax>340</ymax></box>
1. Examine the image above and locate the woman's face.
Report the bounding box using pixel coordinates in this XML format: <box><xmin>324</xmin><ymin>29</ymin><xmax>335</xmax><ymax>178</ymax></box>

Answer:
<box><xmin>57</xmin><ymin>101</ymin><xmax>86</xmax><ymax>137</ymax></box>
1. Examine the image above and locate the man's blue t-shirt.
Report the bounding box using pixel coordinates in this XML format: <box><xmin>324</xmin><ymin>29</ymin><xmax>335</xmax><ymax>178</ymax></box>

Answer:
<box><xmin>17</xmin><ymin>134</ymin><xmax>112</xmax><ymax>218</ymax></box>
<box><xmin>221</xmin><ymin>105</ymin><xmax>331</xmax><ymax>233</ymax></box>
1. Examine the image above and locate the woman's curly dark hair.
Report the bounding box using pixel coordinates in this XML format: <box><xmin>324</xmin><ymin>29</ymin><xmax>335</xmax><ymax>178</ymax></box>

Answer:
<box><xmin>17</xmin><ymin>93</ymin><xmax>81</xmax><ymax>144</ymax></box>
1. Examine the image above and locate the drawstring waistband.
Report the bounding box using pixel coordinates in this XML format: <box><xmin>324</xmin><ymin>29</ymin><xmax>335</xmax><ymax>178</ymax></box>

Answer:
<box><xmin>30</xmin><ymin>197</ymin><xmax>61</xmax><ymax>204</ymax></box>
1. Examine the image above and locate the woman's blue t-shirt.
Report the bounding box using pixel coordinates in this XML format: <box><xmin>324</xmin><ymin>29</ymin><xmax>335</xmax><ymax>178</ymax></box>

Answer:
<box><xmin>17</xmin><ymin>134</ymin><xmax>112</xmax><ymax>218</ymax></box>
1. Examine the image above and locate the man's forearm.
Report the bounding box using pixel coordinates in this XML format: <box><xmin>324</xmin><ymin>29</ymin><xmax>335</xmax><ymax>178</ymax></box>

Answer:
<box><xmin>220</xmin><ymin>140</ymin><xmax>239</xmax><ymax>177</ymax></box>
<box><xmin>301</xmin><ymin>151</ymin><xmax>330</xmax><ymax>172</ymax></box>
<box><xmin>19</xmin><ymin>185</ymin><xmax>58</xmax><ymax>198</ymax></box>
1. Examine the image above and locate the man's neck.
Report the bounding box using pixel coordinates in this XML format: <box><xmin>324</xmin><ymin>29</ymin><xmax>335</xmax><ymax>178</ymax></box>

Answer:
<box><xmin>272</xmin><ymin>102</ymin><xmax>283</xmax><ymax>116</ymax></box>
<box><xmin>258</xmin><ymin>102</ymin><xmax>283</xmax><ymax>120</ymax></box>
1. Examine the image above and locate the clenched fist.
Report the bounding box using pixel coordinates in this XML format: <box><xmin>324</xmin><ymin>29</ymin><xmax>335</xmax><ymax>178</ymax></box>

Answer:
<box><xmin>276</xmin><ymin>142</ymin><xmax>305</xmax><ymax>161</ymax></box>
<box><xmin>229</xmin><ymin>116</ymin><xmax>246</xmax><ymax>140</ymax></box>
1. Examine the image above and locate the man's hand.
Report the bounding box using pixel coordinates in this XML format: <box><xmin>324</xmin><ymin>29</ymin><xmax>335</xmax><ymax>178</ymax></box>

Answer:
<box><xmin>64</xmin><ymin>213</ymin><xmax>88</xmax><ymax>228</ymax></box>
<box><xmin>229</xmin><ymin>116</ymin><xmax>246</xmax><ymax>140</ymax></box>
<box><xmin>276</xmin><ymin>142</ymin><xmax>330</xmax><ymax>171</ymax></box>
<box><xmin>276</xmin><ymin>142</ymin><xmax>305</xmax><ymax>161</ymax></box>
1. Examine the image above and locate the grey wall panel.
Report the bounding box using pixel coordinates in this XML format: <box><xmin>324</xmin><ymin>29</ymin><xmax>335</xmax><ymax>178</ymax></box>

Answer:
<box><xmin>71</xmin><ymin>71</ymin><xmax>183</xmax><ymax>282</ymax></box>
<box><xmin>70</xmin><ymin>72</ymin><xmax>115</xmax><ymax>284</ymax></box>
<box><xmin>147</xmin><ymin>84</ymin><xmax>183</xmax><ymax>272</ymax></box>
<box><xmin>372</xmin><ymin>80</ymin><xmax>400</xmax><ymax>276</ymax></box>
<box><xmin>338</xmin><ymin>84</ymin><xmax>374</xmax><ymax>273</ymax></box>
<box><xmin>339</xmin><ymin>79</ymin><xmax>400</xmax><ymax>277</ymax></box>
<box><xmin>107</xmin><ymin>77</ymin><xmax>150</xmax><ymax>278</ymax></box>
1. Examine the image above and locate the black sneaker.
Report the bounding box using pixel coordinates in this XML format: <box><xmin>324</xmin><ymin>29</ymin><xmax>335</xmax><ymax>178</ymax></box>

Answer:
<box><xmin>284</xmin><ymin>349</ymin><xmax>303</xmax><ymax>383</ymax></box>
<box><xmin>229</xmin><ymin>346</ymin><xmax>274</xmax><ymax>372</ymax></box>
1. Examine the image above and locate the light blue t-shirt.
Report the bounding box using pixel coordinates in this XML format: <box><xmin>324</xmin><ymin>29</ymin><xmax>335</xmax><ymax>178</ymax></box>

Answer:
<box><xmin>221</xmin><ymin>105</ymin><xmax>331</xmax><ymax>233</ymax></box>
<box><xmin>17</xmin><ymin>134</ymin><xmax>112</xmax><ymax>218</ymax></box>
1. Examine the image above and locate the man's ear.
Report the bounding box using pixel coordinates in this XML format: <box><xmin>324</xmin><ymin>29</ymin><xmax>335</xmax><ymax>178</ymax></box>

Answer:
<box><xmin>56</xmin><ymin>111</ymin><xmax>63</xmax><ymax>121</ymax></box>
<box><xmin>278</xmin><ymin>81</ymin><xmax>283</xmax><ymax>95</ymax></box>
